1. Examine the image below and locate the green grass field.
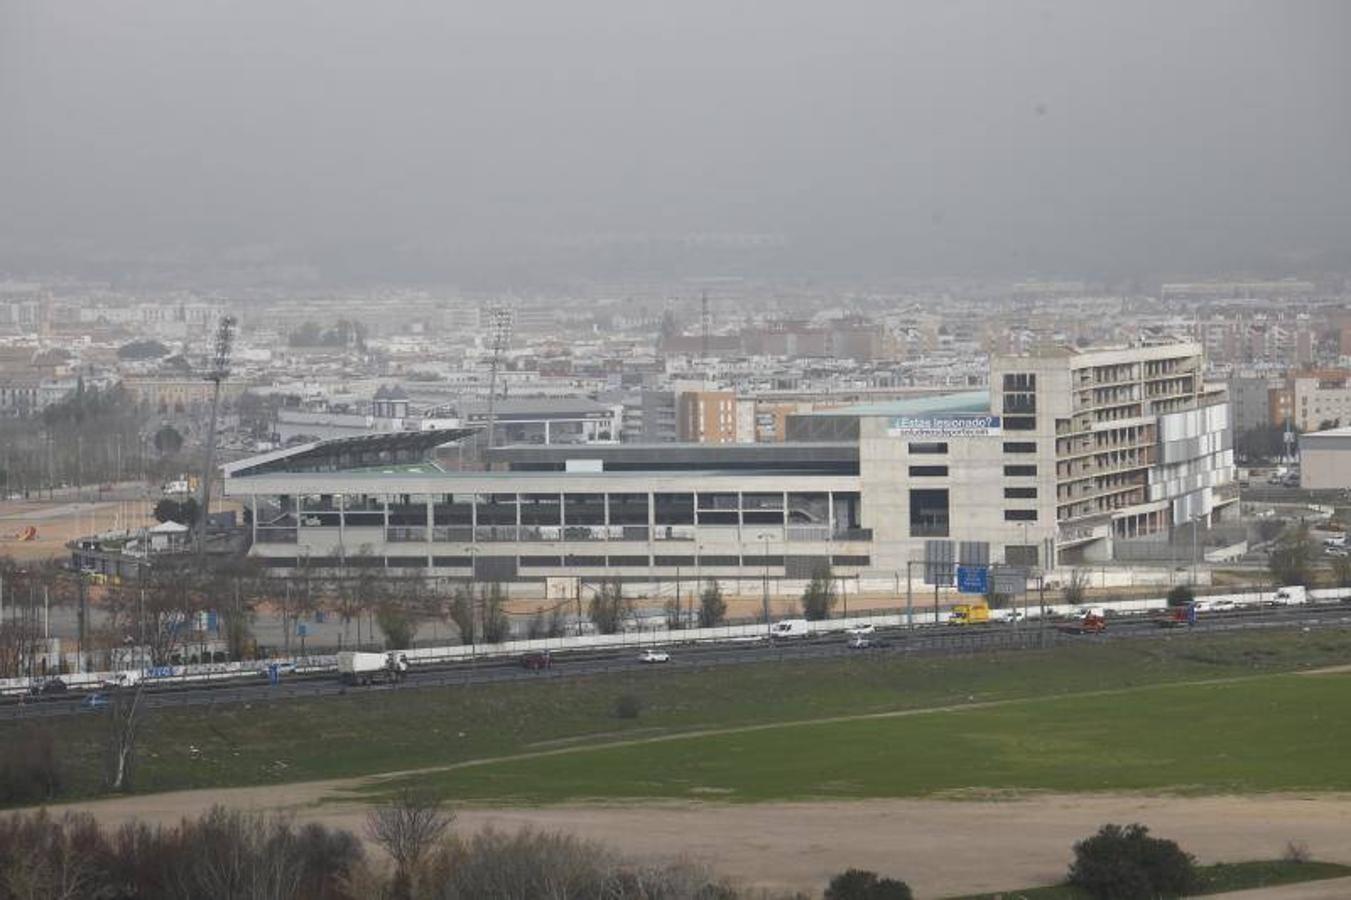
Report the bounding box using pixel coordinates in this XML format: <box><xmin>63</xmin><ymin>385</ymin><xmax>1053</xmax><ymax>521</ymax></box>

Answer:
<box><xmin>7</xmin><ymin>627</ymin><xmax>1351</xmax><ymax>802</ymax></box>
<box><xmin>361</xmin><ymin>669</ymin><xmax>1351</xmax><ymax>803</ymax></box>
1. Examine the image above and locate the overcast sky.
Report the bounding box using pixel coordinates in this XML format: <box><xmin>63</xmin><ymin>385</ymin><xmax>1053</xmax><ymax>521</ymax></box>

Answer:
<box><xmin>1</xmin><ymin>0</ymin><xmax>1348</xmax><ymax>285</ymax></box>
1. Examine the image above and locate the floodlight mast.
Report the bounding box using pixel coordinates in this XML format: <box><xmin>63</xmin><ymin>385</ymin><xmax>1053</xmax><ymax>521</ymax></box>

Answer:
<box><xmin>195</xmin><ymin>314</ymin><xmax>236</xmax><ymax>565</ymax></box>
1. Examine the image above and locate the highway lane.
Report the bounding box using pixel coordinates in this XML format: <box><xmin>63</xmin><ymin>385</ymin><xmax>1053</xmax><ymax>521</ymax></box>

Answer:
<box><xmin>5</xmin><ymin>604</ymin><xmax>1351</xmax><ymax>722</ymax></box>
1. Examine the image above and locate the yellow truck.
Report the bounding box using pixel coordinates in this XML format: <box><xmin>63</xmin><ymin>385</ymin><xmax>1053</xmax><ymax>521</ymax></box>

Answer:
<box><xmin>948</xmin><ymin>603</ymin><xmax>990</xmax><ymax>625</ymax></box>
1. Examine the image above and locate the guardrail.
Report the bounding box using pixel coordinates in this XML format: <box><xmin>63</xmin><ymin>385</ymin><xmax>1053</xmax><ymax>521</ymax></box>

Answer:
<box><xmin>3</xmin><ymin>586</ymin><xmax>1349</xmax><ymax>697</ymax></box>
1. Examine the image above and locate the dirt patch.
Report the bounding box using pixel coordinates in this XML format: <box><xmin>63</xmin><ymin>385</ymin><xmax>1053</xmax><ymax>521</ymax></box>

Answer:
<box><xmin>42</xmin><ymin>789</ymin><xmax>1351</xmax><ymax>898</ymax></box>
<box><xmin>1297</xmin><ymin>664</ymin><xmax>1351</xmax><ymax>676</ymax></box>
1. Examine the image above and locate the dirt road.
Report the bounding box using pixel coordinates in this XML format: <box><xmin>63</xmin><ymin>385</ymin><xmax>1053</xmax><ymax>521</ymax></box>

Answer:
<box><xmin>43</xmin><ymin>785</ymin><xmax>1351</xmax><ymax>898</ymax></box>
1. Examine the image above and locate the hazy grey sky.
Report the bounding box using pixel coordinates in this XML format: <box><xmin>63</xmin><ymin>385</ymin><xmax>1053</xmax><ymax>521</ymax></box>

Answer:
<box><xmin>1</xmin><ymin>0</ymin><xmax>1348</xmax><ymax>284</ymax></box>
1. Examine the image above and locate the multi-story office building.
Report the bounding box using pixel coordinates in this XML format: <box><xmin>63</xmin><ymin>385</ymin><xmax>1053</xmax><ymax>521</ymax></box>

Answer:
<box><xmin>224</xmin><ymin>341</ymin><xmax>1234</xmax><ymax>583</ymax></box>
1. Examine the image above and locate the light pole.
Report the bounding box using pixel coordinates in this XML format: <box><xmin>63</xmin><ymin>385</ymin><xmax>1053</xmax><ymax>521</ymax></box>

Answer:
<box><xmin>756</xmin><ymin>531</ymin><xmax>774</xmax><ymax>637</ymax></box>
<box><xmin>1191</xmin><ymin>512</ymin><xmax>1202</xmax><ymax>586</ymax></box>
<box><xmin>462</xmin><ymin>545</ymin><xmax>479</xmax><ymax>649</ymax></box>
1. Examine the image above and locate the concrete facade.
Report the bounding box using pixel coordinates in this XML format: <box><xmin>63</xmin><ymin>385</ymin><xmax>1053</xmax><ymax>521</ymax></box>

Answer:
<box><xmin>1300</xmin><ymin>427</ymin><xmax>1351</xmax><ymax>489</ymax></box>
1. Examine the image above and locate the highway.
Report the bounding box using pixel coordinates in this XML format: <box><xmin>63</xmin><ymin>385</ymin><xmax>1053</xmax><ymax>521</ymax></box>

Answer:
<box><xmin>5</xmin><ymin>603</ymin><xmax>1351</xmax><ymax>722</ymax></box>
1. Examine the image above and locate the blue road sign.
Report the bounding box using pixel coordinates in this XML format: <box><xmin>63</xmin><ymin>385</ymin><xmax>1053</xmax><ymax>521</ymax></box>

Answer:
<box><xmin>956</xmin><ymin>565</ymin><xmax>988</xmax><ymax>594</ymax></box>
<box><xmin>296</xmin><ymin>623</ymin><xmax>308</xmax><ymax>637</ymax></box>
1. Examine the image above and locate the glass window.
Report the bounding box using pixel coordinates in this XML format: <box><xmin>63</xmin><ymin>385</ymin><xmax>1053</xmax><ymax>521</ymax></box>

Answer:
<box><xmin>787</xmin><ymin>492</ymin><xmax>829</xmax><ymax>525</ymax></box>
<box><xmin>909</xmin><ymin>465</ymin><xmax>948</xmax><ymax>476</ymax></box>
<box><xmin>908</xmin><ymin>442</ymin><xmax>948</xmax><ymax>454</ymax></box>
<box><xmin>1003</xmin><ymin>442</ymin><xmax>1036</xmax><ymax>453</ymax></box>
<box><xmin>519</xmin><ymin>494</ymin><xmax>561</xmax><ymax>525</ymax></box>
<box><xmin>563</xmin><ymin>493</ymin><xmax>605</xmax><ymax>525</ymax></box>
<box><xmin>1004</xmin><ymin>487</ymin><xmax>1038</xmax><ymax>499</ymax></box>
<box><xmin>697</xmin><ymin>492</ymin><xmax>739</xmax><ymax>510</ymax></box>
<box><xmin>1004</xmin><ymin>465</ymin><xmax>1037</xmax><ymax>477</ymax></box>
<box><xmin>608</xmin><ymin>493</ymin><xmax>649</xmax><ymax>525</ymax></box>
<box><xmin>475</xmin><ymin>493</ymin><xmax>518</xmax><ymax>526</ymax></box>
<box><xmin>1004</xmin><ymin>415</ymin><xmax>1037</xmax><ymax>431</ymax></box>
<box><xmin>1004</xmin><ymin>509</ymin><xmax>1037</xmax><ymax>521</ymax></box>
<box><xmin>909</xmin><ymin>489</ymin><xmax>949</xmax><ymax>537</ymax></box>
<box><xmin>654</xmin><ymin>493</ymin><xmax>694</xmax><ymax>525</ymax></box>
<box><xmin>433</xmin><ymin>493</ymin><xmax>474</xmax><ymax>526</ymax></box>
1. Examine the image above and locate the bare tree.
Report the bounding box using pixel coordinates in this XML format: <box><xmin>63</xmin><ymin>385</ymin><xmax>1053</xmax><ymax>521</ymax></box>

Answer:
<box><xmin>105</xmin><ymin>683</ymin><xmax>146</xmax><ymax>792</ymax></box>
<box><xmin>364</xmin><ymin>790</ymin><xmax>454</xmax><ymax>894</ymax></box>
<box><xmin>1063</xmin><ymin>568</ymin><xmax>1091</xmax><ymax>606</ymax></box>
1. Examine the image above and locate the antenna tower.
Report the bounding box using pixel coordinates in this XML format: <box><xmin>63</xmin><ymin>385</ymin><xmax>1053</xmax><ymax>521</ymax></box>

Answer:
<box><xmin>700</xmin><ymin>291</ymin><xmax>710</xmax><ymax>359</ymax></box>
<box><xmin>196</xmin><ymin>314</ymin><xmax>236</xmax><ymax>564</ymax></box>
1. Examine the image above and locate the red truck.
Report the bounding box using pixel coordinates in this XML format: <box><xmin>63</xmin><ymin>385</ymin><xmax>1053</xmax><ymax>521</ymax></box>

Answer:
<box><xmin>1057</xmin><ymin>610</ymin><xmax>1107</xmax><ymax>635</ymax></box>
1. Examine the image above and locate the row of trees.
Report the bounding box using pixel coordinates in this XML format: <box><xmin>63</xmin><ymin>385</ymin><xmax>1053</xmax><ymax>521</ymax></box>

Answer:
<box><xmin>0</xmin><ymin>799</ymin><xmax>1207</xmax><ymax>900</ymax></box>
<box><xmin>0</xmin><ymin>797</ymin><xmax>749</xmax><ymax>900</ymax></box>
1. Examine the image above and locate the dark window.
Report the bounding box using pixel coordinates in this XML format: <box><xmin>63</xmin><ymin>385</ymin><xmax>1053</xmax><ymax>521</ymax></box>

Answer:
<box><xmin>607</xmin><ymin>555</ymin><xmax>650</xmax><ymax>567</ymax></box>
<box><xmin>1004</xmin><ymin>415</ymin><xmax>1037</xmax><ymax>431</ymax></box>
<box><xmin>608</xmin><ymin>493</ymin><xmax>649</xmax><ymax>525</ymax></box>
<box><xmin>519</xmin><ymin>555</ymin><xmax>562</xmax><ymax>567</ymax></box>
<box><xmin>908</xmin><ymin>442</ymin><xmax>948</xmax><ymax>454</ymax></box>
<box><xmin>909</xmin><ymin>465</ymin><xmax>949</xmax><ymax>477</ymax></box>
<box><xmin>563</xmin><ymin>555</ymin><xmax>605</xmax><ymax>567</ymax></box>
<box><xmin>563</xmin><ymin>493</ymin><xmax>605</xmax><ymax>525</ymax></box>
<box><xmin>1004</xmin><ymin>487</ymin><xmax>1038</xmax><ymax>499</ymax></box>
<box><xmin>909</xmin><ymin>489</ymin><xmax>949</xmax><ymax>537</ymax></box>
<box><xmin>654</xmin><ymin>493</ymin><xmax>694</xmax><ymax>525</ymax></box>
<box><xmin>742</xmin><ymin>510</ymin><xmax>784</xmax><ymax>525</ymax></box>
<box><xmin>698</xmin><ymin>555</ymin><xmax>740</xmax><ymax>567</ymax></box>
<box><xmin>344</xmin><ymin>512</ymin><xmax>384</xmax><ymax>527</ymax></box>
<box><xmin>432</xmin><ymin>555</ymin><xmax>472</xmax><ymax>567</ymax></box>
<box><xmin>475</xmin><ymin>493</ymin><xmax>517</xmax><ymax>526</ymax></box>
<box><xmin>697</xmin><ymin>492</ymin><xmax>739</xmax><ymax>510</ymax></box>
<box><xmin>1003</xmin><ymin>441</ymin><xmax>1036</xmax><ymax>453</ymax></box>
<box><xmin>1004</xmin><ymin>465</ymin><xmax>1037</xmax><ymax>477</ymax></box>
<box><xmin>1003</xmin><ymin>373</ymin><xmax>1036</xmax><ymax>391</ymax></box>
<box><xmin>387</xmin><ymin>556</ymin><xmax>426</xmax><ymax>569</ymax></box>
<box><xmin>1004</xmin><ymin>509</ymin><xmax>1038</xmax><ymax>521</ymax></box>
<box><xmin>1005</xmin><ymin>545</ymin><xmax>1039</xmax><ymax>566</ymax></box>
<box><xmin>697</xmin><ymin>510</ymin><xmax>739</xmax><ymax>525</ymax></box>
<box><xmin>654</xmin><ymin>555</ymin><xmax>696</xmax><ymax>566</ymax></box>
<box><xmin>741</xmin><ymin>554</ymin><xmax>785</xmax><ymax>567</ymax></box>
<box><xmin>831</xmin><ymin>554</ymin><xmax>871</xmax><ymax>566</ymax></box>
<box><xmin>519</xmin><ymin>494</ymin><xmax>561</xmax><ymax>525</ymax></box>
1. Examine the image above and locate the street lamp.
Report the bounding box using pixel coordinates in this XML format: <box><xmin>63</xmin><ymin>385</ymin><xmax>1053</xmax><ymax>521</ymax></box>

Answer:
<box><xmin>756</xmin><ymin>531</ymin><xmax>775</xmax><ymax>637</ymax></box>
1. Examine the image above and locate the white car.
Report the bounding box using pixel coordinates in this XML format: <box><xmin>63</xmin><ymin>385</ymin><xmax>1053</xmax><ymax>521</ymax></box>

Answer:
<box><xmin>1208</xmin><ymin>598</ymin><xmax>1237</xmax><ymax>612</ymax></box>
<box><xmin>639</xmin><ymin>649</ymin><xmax>670</xmax><ymax>664</ymax></box>
<box><xmin>847</xmin><ymin>623</ymin><xmax>876</xmax><ymax>636</ymax></box>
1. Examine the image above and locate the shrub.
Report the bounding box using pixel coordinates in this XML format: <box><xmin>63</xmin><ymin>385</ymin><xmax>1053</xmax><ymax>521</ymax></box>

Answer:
<box><xmin>801</xmin><ymin>566</ymin><xmax>837</xmax><ymax>621</ymax></box>
<box><xmin>699</xmin><ymin>580</ymin><xmax>728</xmax><ymax>627</ymax></box>
<box><xmin>0</xmin><ymin>806</ymin><xmax>364</xmax><ymax>900</ymax></box>
<box><xmin>825</xmin><ymin>868</ymin><xmax>913</xmax><ymax>900</ymax></box>
<box><xmin>614</xmin><ymin>693</ymin><xmax>644</xmax><ymax>719</ymax></box>
<box><xmin>1068</xmin><ymin>823</ymin><xmax>1196</xmax><ymax>900</ymax></box>
<box><xmin>1166</xmin><ymin>585</ymin><xmax>1195</xmax><ymax>607</ymax></box>
<box><xmin>1063</xmin><ymin>568</ymin><xmax>1090</xmax><ymax>605</ymax></box>
<box><xmin>1283</xmin><ymin>840</ymin><xmax>1312</xmax><ymax>864</ymax></box>
<box><xmin>0</xmin><ymin>725</ymin><xmax>62</xmax><ymax>804</ymax></box>
<box><xmin>420</xmin><ymin>826</ymin><xmax>731</xmax><ymax>899</ymax></box>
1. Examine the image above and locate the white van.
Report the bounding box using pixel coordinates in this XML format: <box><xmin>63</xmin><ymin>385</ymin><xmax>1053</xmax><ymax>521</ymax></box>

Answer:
<box><xmin>770</xmin><ymin>619</ymin><xmax>812</xmax><ymax>639</ymax></box>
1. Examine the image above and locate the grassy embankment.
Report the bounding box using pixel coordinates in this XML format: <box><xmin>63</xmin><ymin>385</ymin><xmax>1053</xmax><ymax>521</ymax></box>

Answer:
<box><xmin>952</xmin><ymin>860</ymin><xmax>1351</xmax><ymax>899</ymax></box>
<box><xmin>6</xmin><ymin>627</ymin><xmax>1351</xmax><ymax>802</ymax></box>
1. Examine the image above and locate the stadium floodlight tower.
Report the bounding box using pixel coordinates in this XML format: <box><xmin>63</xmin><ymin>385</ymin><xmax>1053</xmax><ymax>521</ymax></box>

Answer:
<box><xmin>195</xmin><ymin>314</ymin><xmax>236</xmax><ymax>565</ymax></box>
<box><xmin>483</xmin><ymin>304</ymin><xmax>513</xmax><ymax>454</ymax></box>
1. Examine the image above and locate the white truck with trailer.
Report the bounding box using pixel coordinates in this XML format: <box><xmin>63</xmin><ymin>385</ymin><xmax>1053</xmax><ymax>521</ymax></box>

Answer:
<box><xmin>337</xmin><ymin>651</ymin><xmax>409</xmax><ymax>686</ymax></box>
<box><xmin>1270</xmin><ymin>586</ymin><xmax>1308</xmax><ymax>607</ymax></box>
